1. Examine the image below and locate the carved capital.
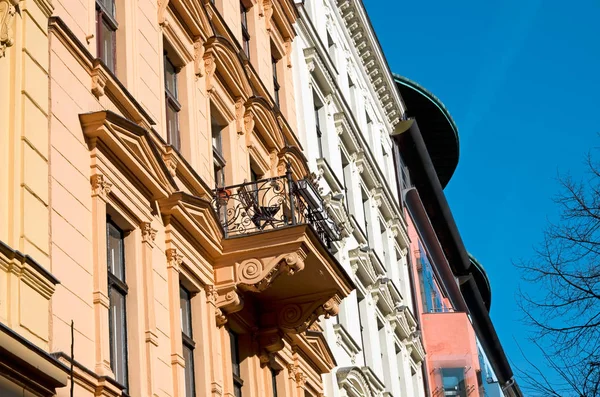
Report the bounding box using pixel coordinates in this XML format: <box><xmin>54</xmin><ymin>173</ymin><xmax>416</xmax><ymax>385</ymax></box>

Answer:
<box><xmin>91</xmin><ymin>174</ymin><xmax>112</xmax><ymax>199</ymax></box>
<box><xmin>140</xmin><ymin>222</ymin><xmax>157</xmax><ymax>244</ymax></box>
<box><xmin>166</xmin><ymin>248</ymin><xmax>183</xmax><ymax>272</ymax></box>
<box><xmin>193</xmin><ymin>37</ymin><xmax>205</xmax><ymax>78</ymax></box>
<box><xmin>0</xmin><ymin>0</ymin><xmax>18</xmax><ymax>58</ymax></box>
<box><xmin>91</xmin><ymin>63</ymin><xmax>109</xmax><ymax>98</ymax></box>
<box><xmin>205</xmin><ymin>284</ymin><xmax>217</xmax><ymax>304</ymax></box>
<box><xmin>295</xmin><ymin>371</ymin><xmax>307</xmax><ymax>388</ymax></box>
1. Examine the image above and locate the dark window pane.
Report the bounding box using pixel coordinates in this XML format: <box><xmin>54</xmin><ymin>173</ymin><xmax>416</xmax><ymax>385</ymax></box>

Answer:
<box><xmin>100</xmin><ymin>20</ymin><xmax>115</xmax><ymax>72</ymax></box>
<box><xmin>183</xmin><ymin>344</ymin><xmax>195</xmax><ymax>397</ymax></box>
<box><xmin>234</xmin><ymin>385</ymin><xmax>242</xmax><ymax>397</ymax></box>
<box><xmin>166</xmin><ymin>103</ymin><xmax>180</xmax><ymax>150</ymax></box>
<box><xmin>229</xmin><ymin>331</ymin><xmax>240</xmax><ymax>376</ymax></box>
<box><xmin>271</xmin><ymin>370</ymin><xmax>278</xmax><ymax>397</ymax></box>
<box><xmin>165</xmin><ymin>57</ymin><xmax>178</xmax><ymax>98</ymax></box>
<box><xmin>107</xmin><ymin>221</ymin><xmax>125</xmax><ymax>281</ymax></box>
<box><xmin>180</xmin><ymin>286</ymin><xmax>192</xmax><ymax>338</ymax></box>
<box><xmin>98</xmin><ymin>0</ymin><xmax>115</xmax><ymax>16</ymax></box>
<box><xmin>109</xmin><ymin>286</ymin><xmax>128</xmax><ymax>389</ymax></box>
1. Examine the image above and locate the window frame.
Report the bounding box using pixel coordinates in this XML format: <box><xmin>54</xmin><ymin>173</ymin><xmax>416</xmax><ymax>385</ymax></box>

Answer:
<box><xmin>96</xmin><ymin>0</ymin><xmax>118</xmax><ymax>72</ymax></box>
<box><xmin>164</xmin><ymin>53</ymin><xmax>182</xmax><ymax>151</ymax></box>
<box><xmin>212</xmin><ymin>119</ymin><xmax>226</xmax><ymax>187</ymax></box>
<box><xmin>271</xmin><ymin>369</ymin><xmax>278</xmax><ymax>397</ymax></box>
<box><xmin>180</xmin><ymin>285</ymin><xmax>196</xmax><ymax>397</ymax></box>
<box><xmin>229</xmin><ymin>330</ymin><xmax>243</xmax><ymax>397</ymax></box>
<box><xmin>272</xmin><ymin>56</ymin><xmax>280</xmax><ymax>108</ymax></box>
<box><xmin>106</xmin><ymin>217</ymin><xmax>129</xmax><ymax>392</ymax></box>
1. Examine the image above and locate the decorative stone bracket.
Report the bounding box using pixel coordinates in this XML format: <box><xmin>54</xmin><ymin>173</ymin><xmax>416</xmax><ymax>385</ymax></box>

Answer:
<box><xmin>0</xmin><ymin>0</ymin><xmax>19</xmax><ymax>58</ymax></box>
<box><xmin>236</xmin><ymin>250</ymin><xmax>306</xmax><ymax>293</ymax></box>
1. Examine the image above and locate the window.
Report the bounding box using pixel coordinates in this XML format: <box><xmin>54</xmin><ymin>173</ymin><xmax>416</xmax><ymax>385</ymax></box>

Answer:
<box><xmin>357</xmin><ymin>293</ymin><xmax>368</xmax><ymax>365</ymax></box>
<box><xmin>272</xmin><ymin>57</ymin><xmax>280</xmax><ymax>108</ymax></box>
<box><xmin>181</xmin><ymin>286</ymin><xmax>196</xmax><ymax>397</ymax></box>
<box><xmin>96</xmin><ymin>0</ymin><xmax>117</xmax><ymax>72</ymax></box>
<box><xmin>240</xmin><ymin>2</ymin><xmax>250</xmax><ymax>59</ymax></box>
<box><xmin>327</xmin><ymin>31</ymin><xmax>336</xmax><ymax>67</ymax></box>
<box><xmin>271</xmin><ymin>369</ymin><xmax>278</xmax><ymax>397</ymax></box>
<box><xmin>341</xmin><ymin>153</ymin><xmax>351</xmax><ymax>212</ymax></box>
<box><xmin>361</xmin><ymin>188</ymin><xmax>369</xmax><ymax>240</ymax></box>
<box><xmin>348</xmin><ymin>74</ymin><xmax>357</xmax><ymax>112</ymax></box>
<box><xmin>314</xmin><ymin>98</ymin><xmax>324</xmax><ymax>159</ymax></box>
<box><xmin>107</xmin><ymin>219</ymin><xmax>129</xmax><ymax>390</ymax></box>
<box><xmin>229</xmin><ymin>331</ymin><xmax>243</xmax><ymax>397</ymax></box>
<box><xmin>417</xmin><ymin>243</ymin><xmax>445</xmax><ymax>313</ymax></box>
<box><xmin>164</xmin><ymin>54</ymin><xmax>181</xmax><ymax>150</ymax></box>
<box><xmin>212</xmin><ymin>109</ymin><xmax>227</xmax><ymax>187</ymax></box>
<box><xmin>442</xmin><ymin>368</ymin><xmax>467</xmax><ymax>397</ymax></box>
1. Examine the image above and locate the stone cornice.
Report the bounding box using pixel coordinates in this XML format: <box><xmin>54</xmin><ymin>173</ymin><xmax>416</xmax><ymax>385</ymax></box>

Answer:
<box><xmin>336</xmin><ymin>0</ymin><xmax>405</xmax><ymax>129</ymax></box>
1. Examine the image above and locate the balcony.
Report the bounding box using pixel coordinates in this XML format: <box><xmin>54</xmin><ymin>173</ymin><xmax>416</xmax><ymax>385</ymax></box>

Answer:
<box><xmin>213</xmin><ymin>168</ymin><xmax>341</xmax><ymax>246</ymax></box>
<box><xmin>210</xmin><ymin>168</ymin><xmax>353</xmax><ymax>351</ymax></box>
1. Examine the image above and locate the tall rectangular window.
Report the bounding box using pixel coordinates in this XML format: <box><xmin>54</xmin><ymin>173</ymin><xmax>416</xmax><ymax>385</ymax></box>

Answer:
<box><xmin>240</xmin><ymin>2</ymin><xmax>250</xmax><ymax>59</ymax></box>
<box><xmin>229</xmin><ymin>331</ymin><xmax>243</xmax><ymax>397</ymax></box>
<box><xmin>181</xmin><ymin>286</ymin><xmax>196</xmax><ymax>397</ymax></box>
<box><xmin>212</xmin><ymin>110</ymin><xmax>226</xmax><ymax>187</ymax></box>
<box><xmin>96</xmin><ymin>0</ymin><xmax>117</xmax><ymax>72</ymax></box>
<box><xmin>271</xmin><ymin>369</ymin><xmax>278</xmax><ymax>397</ymax></box>
<box><xmin>314</xmin><ymin>103</ymin><xmax>323</xmax><ymax>159</ymax></box>
<box><xmin>164</xmin><ymin>54</ymin><xmax>181</xmax><ymax>150</ymax></box>
<box><xmin>272</xmin><ymin>57</ymin><xmax>280</xmax><ymax>108</ymax></box>
<box><xmin>107</xmin><ymin>219</ymin><xmax>129</xmax><ymax>390</ymax></box>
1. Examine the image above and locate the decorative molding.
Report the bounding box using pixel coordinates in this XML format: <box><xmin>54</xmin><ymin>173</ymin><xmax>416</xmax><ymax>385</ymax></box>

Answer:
<box><xmin>263</xmin><ymin>0</ymin><xmax>273</xmax><ymax>31</ymax></box>
<box><xmin>236</xmin><ymin>251</ymin><xmax>306</xmax><ymax>293</ymax></box>
<box><xmin>336</xmin><ymin>0</ymin><xmax>404</xmax><ymax>127</ymax></box>
<box><xmin>243</xmin><ymin>111</ymin><xmax>254</xmax><ymax>136</ymax></box>
<box><xmin>162</xmin><ymin>149</ymin><xmax>178</xmax><ymax>177</ymax></box>
<box><xmin>284</xmin><ymin>39</ymin><xmax>292</xmax><ymax>68</ymax></box>
<box><xmin>204</xmin><ymin>52</ymin><xmax>216</xmax><ymax>92</ymax></box>
<box><xmin>193</xmin><ymin>37</ymin><xmax>205</xmax><ymax>78</ymax></box>
<box><xmin>166</xmin><ymin>248</ymin><xmax>183</xmax><ymax>272</ymax></box>
<box><xmin>235</xmin><ymin>98</ymin><xmax>245</xmax><ymax>135</ymax></box>
<box><xmin>140</xmin><ymin>222</ymin><xmax>157</xmax><ymax>244</ymax></box>
<box><xmin>91</xmin><ymin>63</ymin><xmax>109</xmax><ymax>98</ymax></box>
<box><xmin>158</xmin><ymin>0</ymin><xmax>169</xmax><ymax>26</ymax></box>
<box><xmin>0</xmin><ymin>0</ymin><xmax>18</xmax><ymax>58</ymax></box>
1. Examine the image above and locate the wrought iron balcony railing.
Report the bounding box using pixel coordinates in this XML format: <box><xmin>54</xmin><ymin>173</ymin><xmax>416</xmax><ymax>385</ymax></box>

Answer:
<box><xmin>212</xmin><ymin>167</ymin><xmax>341</xmax><ymax>246</ymax></box>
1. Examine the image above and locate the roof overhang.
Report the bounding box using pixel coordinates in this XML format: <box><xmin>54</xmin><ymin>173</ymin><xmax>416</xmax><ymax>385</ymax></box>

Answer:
<box><xmin>393</xmin><ymin>74</ymin><xmax>459</xmax><ymax>188</ymax></box>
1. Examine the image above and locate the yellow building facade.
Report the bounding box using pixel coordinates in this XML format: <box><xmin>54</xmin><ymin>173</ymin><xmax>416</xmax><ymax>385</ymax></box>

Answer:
<box><xmin>0</xmin><ymin>0</ymin><xmax>352</xmax><ymax>396</ymax></box>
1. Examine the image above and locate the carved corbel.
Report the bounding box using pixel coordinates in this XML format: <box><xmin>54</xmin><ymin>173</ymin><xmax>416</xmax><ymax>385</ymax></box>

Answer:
<box><xmin>284</xmin><ymin>39</ymin><xmax>292</xmax><ymax>68</ymax></box>
<box><xmin>162</xmin><ymin>149</ymin><xmax>178</xmax><ymax>177</ymax></box>
<box><xmin>215</xmin><ymin>308</ymin><xmax>227</xmax><ymax>327</ymax></box>
<box><xmin>256</xmin><ymin>328</ymin><xmax>284</xmax><ymax>355</ymax></box>
<box><xmin>158</xmin><ymin>0</ymin><xmax>169</xmax><ymax>26</ymax></box>
<box><xmin>90</xmin><ymin>174</ymin><xmax>112</xmax><ymax>199</ymax></box>
<box><xmin>263</xmin><ymin>0</ymin><xmax>273</xmax><ymax>31</ymax></box>
<box><xmin>204</xmin><ymin>52</ymin><xmax>216</xmax><ymax>92</ymax></box>
<box><xmin>0</xmin><ymin>0</ymin><xmax>18</xmax><ymax>58</ymax></box>
<box><xmin>237</xmin><ymin>251</ymin><xmax>307</xmax><ymax>293</ymax></box>
<box><xmin>235</xmin><ymin>98</ymin><xmax>245</xmax><ymax>135</ymax></box>
<box><xmin>91</xmin><ymin>63</ymin><xmax>109</xmax><ymax>98</ymax></box>
<box><xmin>243</xmin><ymin>111</ymin><xmax>255</xmax><ymax>137</ymax></box>
<box><xmin>215</xmin><ymin>285</ymin><xmax>244</xmax><ymax>314</ymax></box>
<box><xmin>193</xmin><ymin>37</ymin><xmax>205</xmax><ymax>78</ymax></box>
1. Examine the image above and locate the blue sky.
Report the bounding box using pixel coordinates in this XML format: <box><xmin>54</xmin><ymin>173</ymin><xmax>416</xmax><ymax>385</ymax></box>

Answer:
<box><xmin>363</xmin><ymin>0</ymin><xmax>600</xmax><ymax>389</ymax></box>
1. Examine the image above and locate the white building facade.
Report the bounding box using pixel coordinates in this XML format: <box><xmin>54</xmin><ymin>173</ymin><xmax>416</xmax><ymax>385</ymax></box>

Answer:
<box><xmin>291</xmin><ymin>0</ymin><xmax>428</xmax><ymax>396</ymax></box>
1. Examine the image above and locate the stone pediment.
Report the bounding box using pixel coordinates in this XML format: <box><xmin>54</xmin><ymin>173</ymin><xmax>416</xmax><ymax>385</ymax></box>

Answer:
<box><xmin>159</xmin><ymin>192</ymin><xmax>224</xmax><ymax>260</ymax></box>
<box><xmin>305</xmin><ymin>329</ymin><xmax>337</xmax><ymax>370</ymax></box>
<box><xmin>80</xmin><ymin>111</ymin><xmax>177</xmax><ymax>201</ymax></box>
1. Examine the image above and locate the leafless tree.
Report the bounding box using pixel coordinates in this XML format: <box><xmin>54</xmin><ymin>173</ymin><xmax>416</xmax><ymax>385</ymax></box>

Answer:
<box><xmin>516</xmin><ymin>149</ymin><xmax>600</xmax><ymax>396</ymax></box>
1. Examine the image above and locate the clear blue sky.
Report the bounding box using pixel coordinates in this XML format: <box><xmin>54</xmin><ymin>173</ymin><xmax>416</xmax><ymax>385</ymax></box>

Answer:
<box><xmin>363</xmin><ymin>0</ymin><xmax>600</xmax><ymax>390</ymax></box>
